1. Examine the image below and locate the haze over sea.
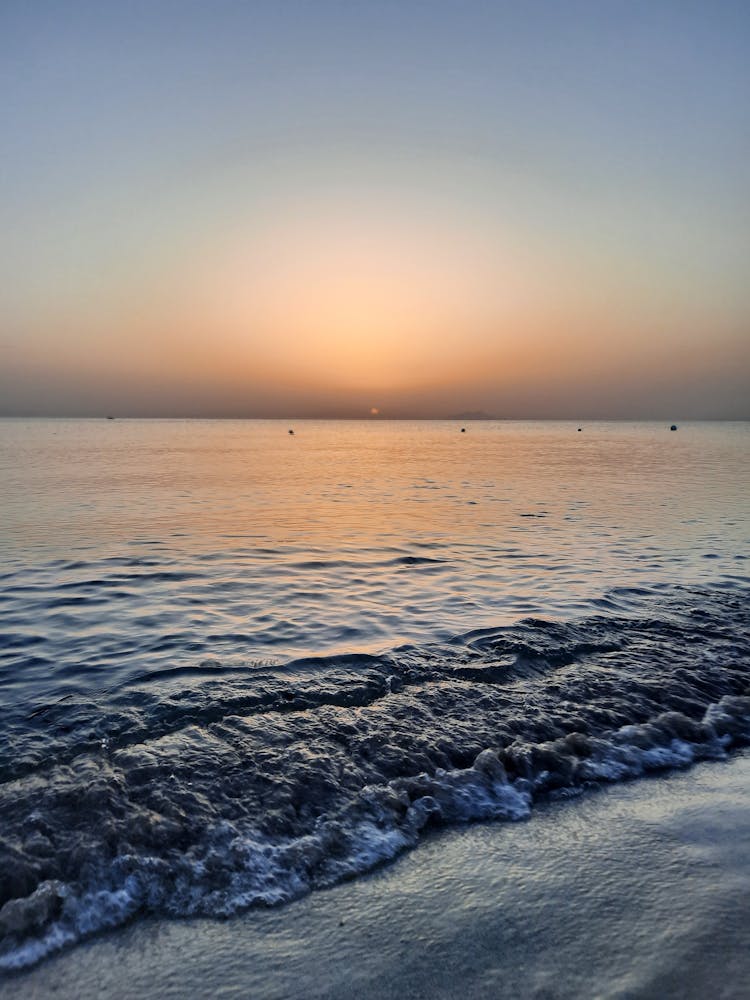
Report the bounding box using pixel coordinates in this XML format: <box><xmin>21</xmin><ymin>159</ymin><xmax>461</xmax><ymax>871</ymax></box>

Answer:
<box><xmin>0</xmin><ymin>417</ymin><xmax>748</xmax><ymax>980</ymax></box>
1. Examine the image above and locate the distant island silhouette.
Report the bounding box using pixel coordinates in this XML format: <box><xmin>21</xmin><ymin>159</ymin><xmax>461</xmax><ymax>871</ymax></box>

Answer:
<box><xmin>449</xmin><ymin>410</ymin><xmax>497</xmax><ymax>420</ymax></box>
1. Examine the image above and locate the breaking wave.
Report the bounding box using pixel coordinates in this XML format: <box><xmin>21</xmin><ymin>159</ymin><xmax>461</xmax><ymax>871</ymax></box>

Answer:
<box><xmin>1</xmin><ymin>584</ymin><xmax>749</xmax><ymax>972</ymax></box>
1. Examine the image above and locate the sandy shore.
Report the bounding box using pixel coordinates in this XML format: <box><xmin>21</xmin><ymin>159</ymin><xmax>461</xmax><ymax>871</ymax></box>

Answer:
<box><xmin>4</xmin><ymin>752</ymin><xmax>749</xmax><ymax>1000</ymax></box>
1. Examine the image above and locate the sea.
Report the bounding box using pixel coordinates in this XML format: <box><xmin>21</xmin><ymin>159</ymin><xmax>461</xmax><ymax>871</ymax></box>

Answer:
<box><xmin>0</xmin><ymin>418</ymin><xmax>748</xmax><ymax>975</ymax></box>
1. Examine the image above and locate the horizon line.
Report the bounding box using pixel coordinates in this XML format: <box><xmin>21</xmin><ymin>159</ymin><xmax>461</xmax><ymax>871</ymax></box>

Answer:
<box><xmin>1</xmin><ymin>414</ymin><xmax>747</xmax><ymax>423</ymax></box>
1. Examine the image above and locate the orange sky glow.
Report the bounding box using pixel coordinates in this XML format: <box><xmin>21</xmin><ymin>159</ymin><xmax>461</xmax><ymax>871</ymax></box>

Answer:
<box><xmin>1</xmin><ymin>3</ymin><xmax>748</xmax><ymax>418</ymax></box>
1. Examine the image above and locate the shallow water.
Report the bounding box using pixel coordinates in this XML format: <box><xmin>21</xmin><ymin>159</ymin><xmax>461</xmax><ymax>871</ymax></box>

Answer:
<box><xmin>0</xmin><ymin>419</ymin><xmax>748</xmax><ymax>970</ymax></box>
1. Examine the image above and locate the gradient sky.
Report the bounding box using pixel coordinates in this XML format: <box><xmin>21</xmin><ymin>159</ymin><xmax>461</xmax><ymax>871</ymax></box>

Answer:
<box><xmin>1</xmin><ymin>0</ymin><xmax>748</xmax><ymax>418</ymax></box>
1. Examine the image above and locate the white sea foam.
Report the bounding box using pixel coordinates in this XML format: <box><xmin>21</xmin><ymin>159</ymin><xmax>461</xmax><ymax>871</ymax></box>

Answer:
<box><xmin>2</xmin><ymin>692</ymin><xmax>749</xmax><ymax>973</ymax></box>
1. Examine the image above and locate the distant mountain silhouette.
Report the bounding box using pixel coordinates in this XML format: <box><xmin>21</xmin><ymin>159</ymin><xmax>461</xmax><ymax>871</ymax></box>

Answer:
<box><xmin>449</xmin><ymin>410</ymin><xmax>496</xmax><ymax>420</ymax></box>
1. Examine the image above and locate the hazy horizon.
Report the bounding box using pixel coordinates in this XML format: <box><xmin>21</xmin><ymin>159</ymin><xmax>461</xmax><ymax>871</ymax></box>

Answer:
<box><xmin>2</xmin><ymin>1</ymin><xmax>748</xmax><ymax>419</ymax></box>
<box><xmin>2</xmin><ymin>414</ymin><xmax>748</xmax><ymax>423</ymax></box>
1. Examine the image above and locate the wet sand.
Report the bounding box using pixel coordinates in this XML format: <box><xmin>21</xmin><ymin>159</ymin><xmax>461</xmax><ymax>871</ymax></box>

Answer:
<box><xmin>5</xmin><ymin>753</ymin><xmax>749</xmax><ymax>1000</ymax></box>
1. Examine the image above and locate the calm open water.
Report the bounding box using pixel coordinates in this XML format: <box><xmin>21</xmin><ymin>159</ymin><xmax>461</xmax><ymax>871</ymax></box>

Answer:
<box><xmin>1</xmin><ymin>419</ymin><xmax>749</xmax><ymax>971</ymax></box>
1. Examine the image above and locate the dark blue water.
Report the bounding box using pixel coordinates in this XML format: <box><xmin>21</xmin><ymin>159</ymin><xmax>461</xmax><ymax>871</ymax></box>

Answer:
<box><xmin>1</xmin><ymin>419</ymin><xmax>748</xmax><ymax>970</ymax></box>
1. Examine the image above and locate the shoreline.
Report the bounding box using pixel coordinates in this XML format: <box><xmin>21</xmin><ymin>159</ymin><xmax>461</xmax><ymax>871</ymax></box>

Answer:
<box><xmin>5</xmin><ymin>751</ymin><xmax>749</xmax><ymax>1000</ymax></box>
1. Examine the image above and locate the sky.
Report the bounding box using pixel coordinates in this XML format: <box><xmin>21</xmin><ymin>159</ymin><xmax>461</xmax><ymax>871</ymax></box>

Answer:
<box><xmin>1</xmin><ymin>0</ymin><xmax>748</xmax><ymax>418</ymax></box>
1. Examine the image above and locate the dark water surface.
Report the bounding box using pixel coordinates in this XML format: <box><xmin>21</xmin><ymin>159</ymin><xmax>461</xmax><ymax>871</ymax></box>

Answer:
<box><xmin>1</xmin><ymin>419</ymin><xmax>748</xmax><ymax>970</ymax></box>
